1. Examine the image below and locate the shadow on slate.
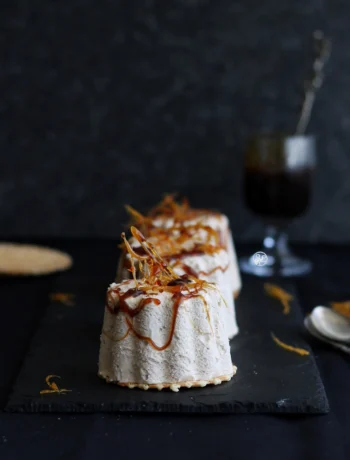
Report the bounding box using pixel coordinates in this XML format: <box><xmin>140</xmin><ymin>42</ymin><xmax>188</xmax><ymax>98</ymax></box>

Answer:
<box><xmin>5</xmin><ymin>273</ymin><xmax>329</xmax><ymax>414</ymax></box>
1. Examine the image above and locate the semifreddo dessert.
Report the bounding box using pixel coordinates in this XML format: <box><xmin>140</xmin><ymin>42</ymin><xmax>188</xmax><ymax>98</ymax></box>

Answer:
<box><xmin>99</xmin><ymin>226</ymin><xmax>237</xmax><ymax>392</ymax></box>
<box><xmin>127</xmin><ymin>195</ymin><xmax>242</xmax><ymax>299</ymax></box>
<box><xmin>117</xmin><ymin>223</ymin><xmax>238</xmax><ymax>339</ymax></box>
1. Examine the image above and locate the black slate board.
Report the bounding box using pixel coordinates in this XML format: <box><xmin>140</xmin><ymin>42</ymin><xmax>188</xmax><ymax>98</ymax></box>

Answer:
<box><xmin>5</xmin><ymin>274</ymin><xmax>329</xmax><ymax>414</ymax></box>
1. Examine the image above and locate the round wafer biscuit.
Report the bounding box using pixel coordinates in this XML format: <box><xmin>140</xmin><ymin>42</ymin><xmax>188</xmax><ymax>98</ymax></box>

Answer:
<box><xmin>0</xmin><ymin>243</ymin><xmax>73</xmax><ymax>276</ymax></box>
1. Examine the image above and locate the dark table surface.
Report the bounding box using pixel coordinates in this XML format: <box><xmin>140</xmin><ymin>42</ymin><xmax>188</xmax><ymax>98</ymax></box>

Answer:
<box><xmin>1</xmin><ymin>239</ymin><xmax>349</xmax><ymax>460</ymax></box>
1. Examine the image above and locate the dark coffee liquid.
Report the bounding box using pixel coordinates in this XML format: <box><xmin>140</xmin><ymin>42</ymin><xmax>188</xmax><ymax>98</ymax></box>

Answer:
<box><xmin>244</xmin><ymin>167</ymin><xmax>313</xmax><ymax>219</ymax></box>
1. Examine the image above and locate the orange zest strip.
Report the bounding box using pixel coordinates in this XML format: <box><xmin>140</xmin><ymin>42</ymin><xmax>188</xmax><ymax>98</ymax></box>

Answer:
<box><xmin>271</xmin><ymin>332</ymin><xmax>309</xmax><ymax>356</ymax></box>
<box><xmin>197</xmin><ymin>263</ymin><xmax>230</xmax><ymax>277</ymax></box>
<box><xmin>330</xmin><ymin>301</ymin><xmax>350</xmax><ymax>319</ymax></box>
<box><xmin>40</xmin><ymin>375</ymin><xmax>71</xmax><ymax>395</ymax></box>
<box><xmin>264</xmin><ymin>283</ymin><xmax>293</xmax><ymax>315</ymax></box>
<box><xmin>50</xmin><ymin>293</ymin><xmax>75</xmax><ymax>306</ymax></box>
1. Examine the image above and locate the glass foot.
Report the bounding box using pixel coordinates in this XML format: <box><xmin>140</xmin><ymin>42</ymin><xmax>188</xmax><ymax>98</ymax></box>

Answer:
<box><xmin>239</xmin><ymin>252</ymin><xmax>312</xmax><ymax>277</ymax></box>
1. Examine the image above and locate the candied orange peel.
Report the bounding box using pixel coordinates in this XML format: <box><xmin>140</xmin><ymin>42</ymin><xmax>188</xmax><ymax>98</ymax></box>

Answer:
<box><xmin>271</xmin><ymin>332</ymin><xmax>309</xmax><ymax>356</ymax></box>
<box><xmin>330</xmin><ymin>301</ymin><xmax>350</xmax><ymax>318</ymax></box>
<box><xmin>264</xmin><ymin>283</ymin><xmax>293</xmax><ymax>315</ymax></box>
<box><xmin>40</xmin><ymin>375</ymin><xmax>71</xmax><ymax>395</ymax></box>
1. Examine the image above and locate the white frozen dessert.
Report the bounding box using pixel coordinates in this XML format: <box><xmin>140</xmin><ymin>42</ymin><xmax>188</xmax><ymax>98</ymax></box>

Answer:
<box><xmin>99</xmin><ymin>227</ymin><xmax>236</xmax><ymax>391</ymax></box>
<box><xmin>146</xmin><ymin>196</ymin><xmax>242</xmax><ymax>299</ymax></box>
<box><xmin>153</xmin><ymin>216</ymin><xmax>241</xmax><ymax>299</ymax></box>
<box><xmin>169</xmin><ymin>250</ymin><xmax>238</xmax><ymax>339</ymax></box>
<box><xmin>118</xmin><ymin>197</ymin><xmax>242</xmax><ymax>338</ymax></box>
<box><xmin>118</xmin><ymin>225</ymin><xmax>238</xmax><ymax>338</ymax></box>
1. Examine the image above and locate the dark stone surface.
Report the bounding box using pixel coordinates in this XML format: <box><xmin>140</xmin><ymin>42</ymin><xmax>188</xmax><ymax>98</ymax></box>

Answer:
<box><xmin>5</xmin><ymin>268</ymin><xmax>328</xmax><ymax>414</ymax></box>
<box><xmin>1</xmin><ymin>0</ymin><xmax>349</xmax><ymax>241</ymax></box>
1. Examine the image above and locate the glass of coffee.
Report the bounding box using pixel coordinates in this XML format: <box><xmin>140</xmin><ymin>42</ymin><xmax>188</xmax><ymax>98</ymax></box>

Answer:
<box><xmin>239</xmin><ymin>134</ymin><xmax>316</xmax><ymax>277</ymax></box>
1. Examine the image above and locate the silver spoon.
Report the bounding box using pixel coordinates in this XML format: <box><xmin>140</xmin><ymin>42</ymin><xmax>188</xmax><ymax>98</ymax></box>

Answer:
<box><xmin>310</xmin><ymin>306</ymin><xmax>350</xmax><ymax>343</ymax></box>
<box><xmin>304</xmin><ymin>316</ymin><xmax>350</xmax><ymax>355</ymax></box>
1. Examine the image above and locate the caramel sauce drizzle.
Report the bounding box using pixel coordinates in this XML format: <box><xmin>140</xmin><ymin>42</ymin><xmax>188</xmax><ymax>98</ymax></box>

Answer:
<box><xmin>123</xmin><ymin>291</ymin><xmax>206</xmax><ymax>351</ymax></box>
<box><xmin>197</xmin><ymin>263</ymin><xmax>230</xmax><ymax>277</ymax></box>
<box><xmin>105</xmin><ymin>226</ymin><xmax>216</xmax><ymax>351</ymax></box>
<box><xmin>170</xmin><ymin>259</ymin><xmax>230</xmax><ymax>278</ymax></box>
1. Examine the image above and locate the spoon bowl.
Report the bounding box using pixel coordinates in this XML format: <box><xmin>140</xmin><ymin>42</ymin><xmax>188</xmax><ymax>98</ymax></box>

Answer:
<box><xmin>304</xmin><ymin>315</ymin><xmax>350</xmax><ymax>355</ymax></box>
<box><xmin>310</xmin><ymin>306</ymin><xmax>350</xmax><ymax>343</ymax></box>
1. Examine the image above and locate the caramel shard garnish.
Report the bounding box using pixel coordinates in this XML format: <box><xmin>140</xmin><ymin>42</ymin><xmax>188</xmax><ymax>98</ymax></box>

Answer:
<box><xmin>271</xmin><ymin>332</ymin><xmax>309</xmax><ymax>356</ymax></box>
<box><xmin>330</xmin><ymin>301</ymin><xmax>350</xmax><ymax>318</ymax></box>
<box><xmin>148</xmin><ymin>193</ymin><xmax>184</xmax><ymax>217</ymax></box>
<box><xmin>125</xmin><ymin>204</ymin><xmax>146</xmax><ymax>223</ymax></box>
<box><xmin>40</xmin><ymin>375</ymin><xmax>71</xmax><ymax>395</ymax></box>
<box><xmin>121</xmin><ymin>226</ymin><xmax>178</xmax><ymax>286</ymax></box>
<box><xmin>50</xmin><ymin>292</ymin><xmax>75</xmax><ymax>306</ymax></box>
<box><xmin>264</xmin><ymin>283</ymin><xmax>293</xmax><ymax>315</ymax></box>
<box><xmin>125</xmin><ymin>198</ymin><xmax>225</xmax><ymax>272</ymax></box>
<box><xmin>119</xmin><ymin>226</ymin><xmax>214</xmax><ymax>292</ymax></box>
<box><xmin>146</xmin><ymin>194</ymin><xmax>219</xmax><ymax>224</ymax></box>
<box><xmin>125</xmin><ymin>204</ymin><xmax>153</xmax><ymax>230</ymax></box>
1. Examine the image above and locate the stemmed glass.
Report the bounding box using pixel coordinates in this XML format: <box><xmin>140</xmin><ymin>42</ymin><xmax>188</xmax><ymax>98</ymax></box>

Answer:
<box><xmin>239</xmin><ymin>134</ymin><xmax>316</xmax><ymax>277</ymax></box>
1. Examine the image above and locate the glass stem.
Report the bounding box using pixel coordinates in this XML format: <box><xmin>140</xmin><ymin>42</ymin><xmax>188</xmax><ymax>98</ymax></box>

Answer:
<box><xmin>262</xmin><ymin>225</ymin><xmax>290</xmax><ymax>267</ymax></box>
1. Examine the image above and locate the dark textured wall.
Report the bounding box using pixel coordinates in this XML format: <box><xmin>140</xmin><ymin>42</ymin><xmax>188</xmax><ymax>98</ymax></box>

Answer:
<box><xmin>1</xmin><ymin>0</ymin><xmax>349</xmax><ymax>241</ymax></box>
